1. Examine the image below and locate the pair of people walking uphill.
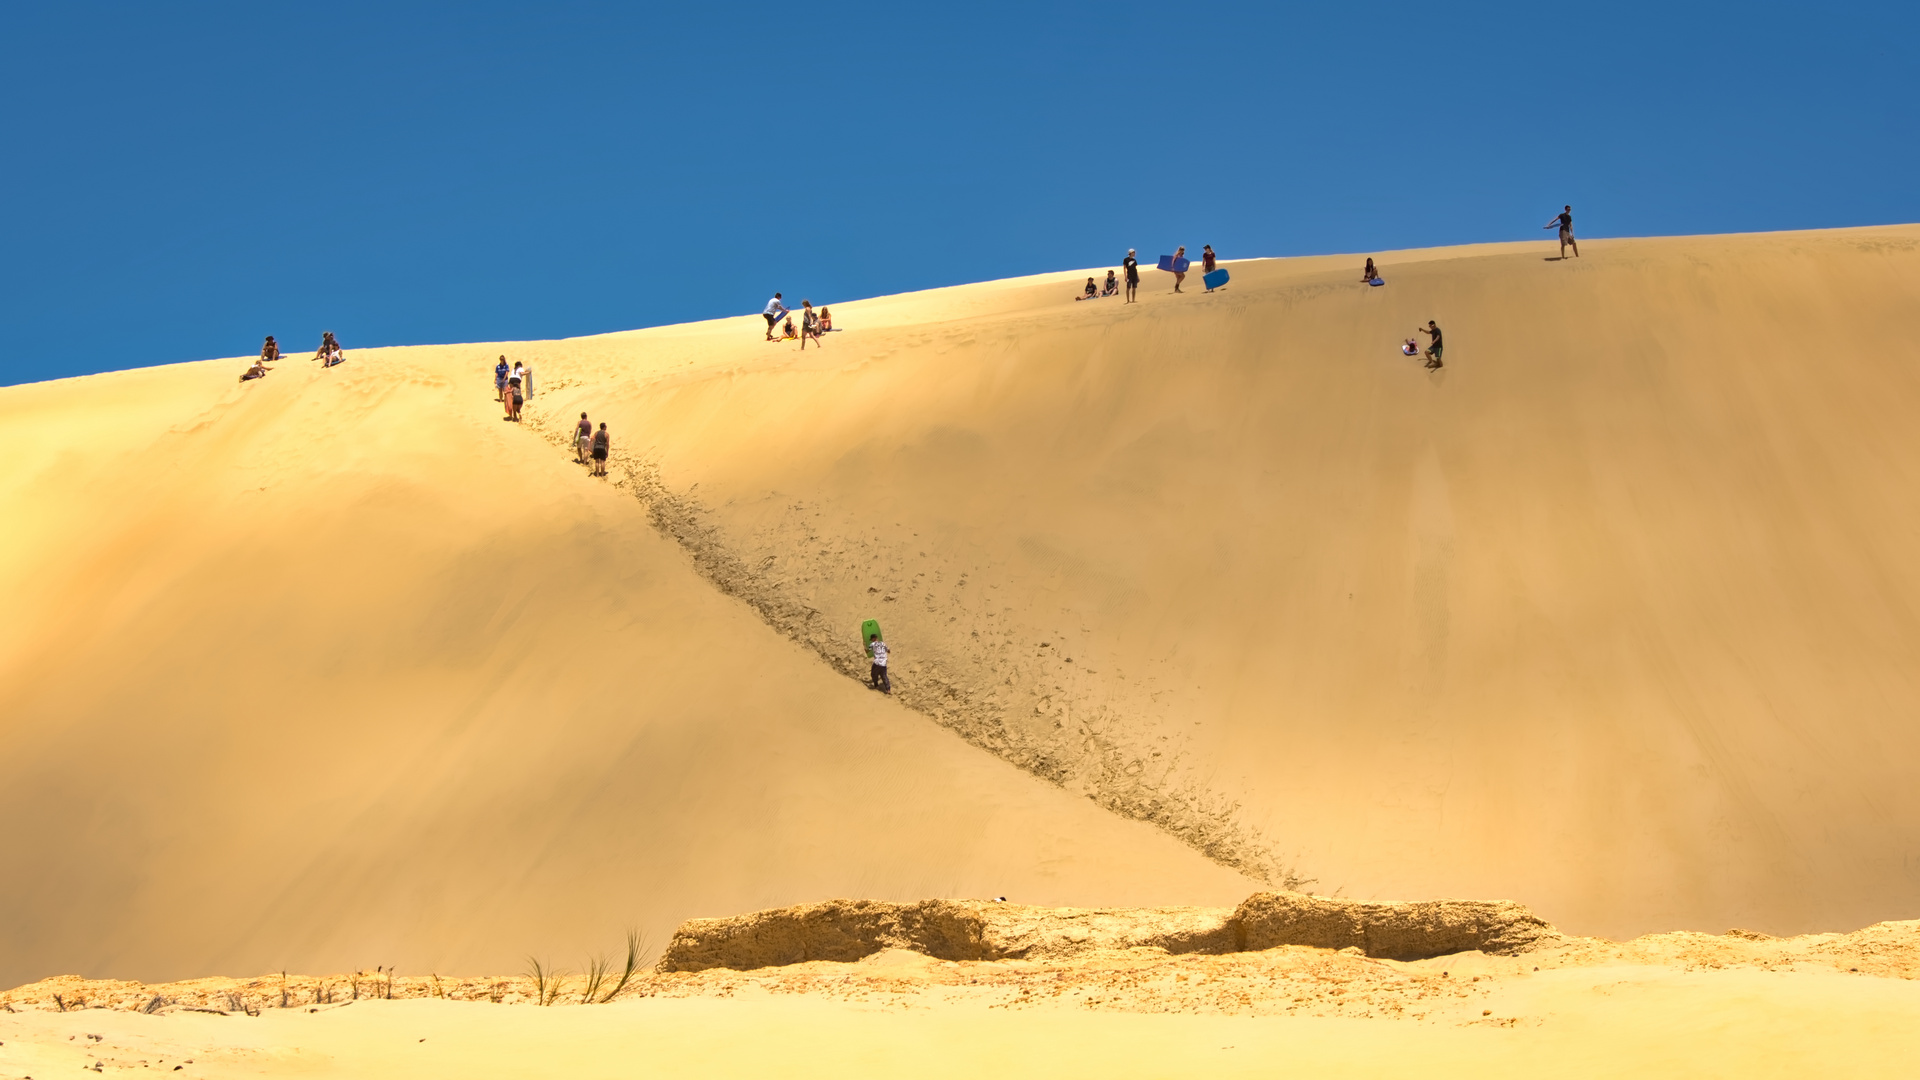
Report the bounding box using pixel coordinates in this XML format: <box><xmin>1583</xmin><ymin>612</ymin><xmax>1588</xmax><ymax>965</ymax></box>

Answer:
<box><xmin>574</xmin><ymin>412</ymin><xmax>611</xmax><ymax>476</ymax></box>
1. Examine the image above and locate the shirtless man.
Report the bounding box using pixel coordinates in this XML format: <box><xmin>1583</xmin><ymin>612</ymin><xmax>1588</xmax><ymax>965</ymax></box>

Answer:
<box><xmin>1544</xmin><ymin>205</ymin><xmax>1579</xmax><ymax>259</ymax></box>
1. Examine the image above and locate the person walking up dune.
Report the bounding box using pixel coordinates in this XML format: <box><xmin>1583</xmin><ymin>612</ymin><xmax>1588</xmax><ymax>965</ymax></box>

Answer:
<box><xmin>590</xmin><ymin>422</ymin><xmax>610</xmax><ymax>476</ymax></box>
<box><xmin>494</xmin><ymin>356</ymin><xmax>510</xmax><ymax>401</ymax></box>
<box><xmin>1545</xmin><ymin>205</ymin><xmax>1579</xmax><ymax>259</ymax></box>
<box><xmin>1123</xmin><ymin>250</ymin><xmax>1139</xmax><ymax>303</ymax></box>
<box><xmin>867</xmin><ymin>632</ymin><xmax>891</xmax><ymax>694</ymax></box>
<box><xmin>1417</xmin><ymin>320</ymin><xmax>1444</xmax><ymax>370</ymax></box>
<box><xmin>763</xmin><ymin>293</ymin><xmax>790</xmax><ymax>340</ymax></box>
<box><xmin>575</xmin><ymin>412</ymin><xmax>593</xmax><ymax>464</ymax></box>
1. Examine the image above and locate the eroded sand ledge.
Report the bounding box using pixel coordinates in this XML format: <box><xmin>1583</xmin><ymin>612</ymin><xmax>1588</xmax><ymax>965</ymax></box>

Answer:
<box><xmin>658</xmin><ymin>891</ymin><xmax>1558</xmax><ymax>970</ymax></box>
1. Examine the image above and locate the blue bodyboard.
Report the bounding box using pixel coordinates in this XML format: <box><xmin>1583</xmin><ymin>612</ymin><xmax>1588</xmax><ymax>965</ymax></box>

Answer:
<box><xmin>1157</xmin><ymin>255</ymin><xmax>1175</xmax><ymax>271</ymax></box>
<box><xmin>1203</xmin><ymin>268</ymin><xmax>1229</xmax><ymax>290</ymax></box>
<box><xmin>1172</xmin><ymin>257</ymin><xmax>1190</xmax><ymax>273</ymax></box>
<box><xmin>1368</xmin><ymin>277</ymin><xmax>1386</xmax><ymax>287</ymax></box>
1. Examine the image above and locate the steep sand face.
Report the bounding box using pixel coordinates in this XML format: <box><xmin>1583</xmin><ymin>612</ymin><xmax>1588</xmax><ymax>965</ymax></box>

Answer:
<box><xmin>0</xmin><ymin>345</ymin><xmax>1256</xmax><ymax>989</ymax></box>
<box><xmin>518</xmin><ymin>226</ymin><xmax>1920</xmax><ymax>939</ymax></box>
<box><xmin>4</xmin><ymin>227</ymin><xmax>1918</xmax><ymax>991</ymax></box>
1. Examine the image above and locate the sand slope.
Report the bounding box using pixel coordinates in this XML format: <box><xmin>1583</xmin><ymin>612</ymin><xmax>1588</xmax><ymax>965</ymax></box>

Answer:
<box><xmin>0</xmin><ymin>343</ymin><xmax>1255</xmax><ymax>990</ymax></box>
<box><xmin>519</xmin><ymin>226</ymin><xmax>1920</xmax><ymax>939</ymax></box>
<box><xmin>4</xmin><ymin>226</ymin><xmax>1919</xmax><ymax>991</ymax></box>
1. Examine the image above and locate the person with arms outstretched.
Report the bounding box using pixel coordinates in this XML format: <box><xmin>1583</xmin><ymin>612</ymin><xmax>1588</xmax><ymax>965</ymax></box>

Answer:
<box><xmin>1545</xmin><ymin>205</ymin><xmax>1578</xmax><ymax>259</ymax></box>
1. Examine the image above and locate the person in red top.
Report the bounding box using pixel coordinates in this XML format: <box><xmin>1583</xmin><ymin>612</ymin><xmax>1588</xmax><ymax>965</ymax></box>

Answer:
<box><xmin>1201</xmin><ymin>245</ymin><xmax>1218</xmax><ymax>291</ymax></box>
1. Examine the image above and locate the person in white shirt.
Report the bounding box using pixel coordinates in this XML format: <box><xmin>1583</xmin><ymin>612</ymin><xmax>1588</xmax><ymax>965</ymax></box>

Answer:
<box><xmin>762</xmin><ymin>293</ymin><xmax>790</xmax><ymax>340</ymax></box>
<box><xmin>867</xmin><ymin>633</ymin><xmax>890</xmax><ymax>694</ymax></box>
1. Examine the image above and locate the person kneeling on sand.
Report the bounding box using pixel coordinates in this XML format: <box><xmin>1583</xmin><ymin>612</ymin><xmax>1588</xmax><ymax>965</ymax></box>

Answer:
<box><xmin>575</xmin><ymin>412</ymin><xmax>593</xmax><ymax>463</ymax></box>
<box><xmin>591</xmin><ymin>422</ymin><xmax>610</xmax><ymax>476</ymax></box>
<box><xmin>866</xmin><ymin>632</ymin><xmax>891</xmax><ymax>694</ymax></box>
<box><xmin>1074</xmin><ymin>276</ymin><xmax>1098</xmax><ymax>301</ymax></box>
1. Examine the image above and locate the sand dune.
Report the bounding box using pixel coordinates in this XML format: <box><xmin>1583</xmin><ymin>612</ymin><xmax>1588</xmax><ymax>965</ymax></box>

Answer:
<box><xmin>4</xmin><ymin>226</ymin><xmax>1919</xmax><ymax>1002</ymax></box>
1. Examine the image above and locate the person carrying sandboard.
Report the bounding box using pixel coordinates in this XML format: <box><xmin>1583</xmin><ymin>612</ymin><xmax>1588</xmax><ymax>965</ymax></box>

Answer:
<box><xmin>863</xmin><ymin>621</ymin><xmax>890</xmax><ymax>694</ymax></box>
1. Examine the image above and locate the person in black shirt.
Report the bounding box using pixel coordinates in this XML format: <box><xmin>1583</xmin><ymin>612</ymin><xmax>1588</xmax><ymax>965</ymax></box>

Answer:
<box><xmin>1418</xmin><ymin>320</ymin><xmax>1444</xmax><ymax>369</ymax></box>
<box><xmin>1543</xmin><ymin>205</ymin><xmax>1579</xmax><ymax>259</ymax></box>
<box><xmin>1123</xmin><ymin>249</ymin><xmax>1140</xmax><ymax>303</ymax></box>
<box><xmin>1362</xmin><ymin>258</ymin><xmax>1377</xmax><ymax>283</ymax></box>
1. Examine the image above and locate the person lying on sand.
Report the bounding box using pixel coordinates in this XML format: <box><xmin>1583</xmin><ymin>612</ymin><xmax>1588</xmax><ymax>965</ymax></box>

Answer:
<box><xmin>1101</xmin><ymin>270</ymin><xmax>1118</xmax><ymax>296</ymax></box>
<box><xmin>867</xmin><ymin>633</ymin><xmax>891</xmax><ymax>694</ymax></box>
<box><xmin>239</xmin><ymin>359</ymin><xmax>268</xmax><ymax>381</ymax></box>
<box><xmin>591</xmin><ymin>422</ymin><xmax>610</xmax><ymax>476</ymax></box>
<box><xmin>818</xmin><ymin>307</ymin><xmax>834</xmax><ymax>331</ymax></box>
<box><xmin>1074</xmin><ymin>276</ymin><xmax>1098</xmax><ymax>301</ymax></box>
<box><xmin>1363</xmin><ymin>258</ymin><xmax>1377</xmax><ymax>283</ymax></box>
<box><xmin>575</xmin><ymin>412</ymin><xmax>593</xmax><ymax>463</ymax></box>
<box><xmin>261</xmin><ymin>336</ymin><xmax>280</xmax><ymax>364</ymax></box>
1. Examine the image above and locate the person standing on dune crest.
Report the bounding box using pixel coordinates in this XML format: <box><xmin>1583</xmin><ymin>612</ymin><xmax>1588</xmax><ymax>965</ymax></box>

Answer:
<box><xmin>867</xmin><ymin>632</ymin><xmax>891</xmax><ymax>694</ymax></box>
<box><xmin>1545</xmin><ymin>205</ymin><xmax>1579</xmax><ymax>259</ymax></box>
<box><xmin>1123</xmin><ymin>250</ymin><xmax>1139</xmax><ymax>302</ymax></box>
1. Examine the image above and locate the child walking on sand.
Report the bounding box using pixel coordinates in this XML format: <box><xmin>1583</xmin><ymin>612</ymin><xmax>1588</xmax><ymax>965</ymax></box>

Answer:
<box><xmin>575</xmin><ymin>412</ymin><xmax>593</xmax><ymax>463</ymax></box>
<box><xmin>867</xmin><ymin>632</ymin><xmax>891</xmax><ymax>694</ymax></box>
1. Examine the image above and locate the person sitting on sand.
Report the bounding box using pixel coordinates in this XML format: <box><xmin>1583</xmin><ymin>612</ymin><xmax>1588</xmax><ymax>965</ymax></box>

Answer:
<box><xmin>239</xmin><ymin>358</ymin><xmax>268</xmax><ymax>381</ymax></box>
<box><xmin>1418</xmin><ymin>320</ymin><xmax>1444</xmax><ymax>369</ymax></box>
<box><xmin>867</xmin><ymin>632</ymin><xmax>891</xmax><ymax>694</ymax></box>
<box><xmin>261</xmin><ymin>336</ymin><xmax>280</xmax><ymax>364</ymax></box>
<box><xmin>780</xmin><ymin>317</ymin><xmax>798</xmax><ymax>341</ymax></box>
<box><xmin>1074</xmin><ymin>276</ymin><xmax>1098</xmax><ymax>301</ymax></box>
<box><xmin>575</xmin><ymin>412</ymin><xmax>593</xmax><ymax>463</ymax></box>
<box><xmin>591</xmin><ymin>422</ymin><xmax>610</xmax><ymax>476</ymax></box>
<box><xmin>818</xmin><ymin>307</ymin><xmax>834</xmax><ymax>331</ymax></box>
<box><xmin>1101</xmin><ymin>270</ymin><xmax>1118</xmax><ymax>297</ymax></box>
<box><xmin>495</xmin><ymin>356</ymin><xmax>510</xmax><ymax>401</ymax></box>
<box><xmin>316</xmin><ymin>331</ymin><xmax>343</xmax><ymax>368</ymax></box>
<box><xmin>1363</xmin><ymin>258</ymin><xmax>1378</xmax><ymax>283</ymax></box>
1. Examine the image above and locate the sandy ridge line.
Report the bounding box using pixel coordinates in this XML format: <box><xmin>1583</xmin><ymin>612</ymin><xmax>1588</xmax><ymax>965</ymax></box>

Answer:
<box><xmin>515</xmin><ymin>398</ymin><xmax>1301</xmax><ymax>888</ymax></box>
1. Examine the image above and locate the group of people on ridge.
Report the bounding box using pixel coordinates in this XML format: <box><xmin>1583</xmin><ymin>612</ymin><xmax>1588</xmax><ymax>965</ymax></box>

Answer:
<box><xmin>493</xmin><ymin>355</ymin><xmax>533</xmax><ymax>421</ymax></box>
<box><xmin>1100</xmin><ymin>244</ymin><xmax>1219</xmax><ymax>303</ymax></box>
<box><xmin>761</xmin><ymin>293</ymin><xmax>835</xmax><ymax>347</ymax></box>
<box><xmin>240</xmin><ymin>332</ymin><xmax>342</xmax><ymax>381</ymax></box>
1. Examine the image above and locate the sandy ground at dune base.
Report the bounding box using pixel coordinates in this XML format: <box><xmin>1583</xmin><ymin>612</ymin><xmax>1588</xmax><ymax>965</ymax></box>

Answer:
<box><xmin>6</xmin><ymin>920</ymin><xmax>1920</xmax><ymax>1078</ymax></box>
<box><xmin>4</xmin><ymin>957</ymin><xmax>1919</xmax><ymax>1079</ymax></box>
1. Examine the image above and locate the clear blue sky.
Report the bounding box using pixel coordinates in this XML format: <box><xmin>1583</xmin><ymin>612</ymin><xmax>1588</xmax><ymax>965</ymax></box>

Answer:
<box><xmin>3</xmin><ymin>1</ymin><xmax>1914</xmax><ymax>385</ymax></box>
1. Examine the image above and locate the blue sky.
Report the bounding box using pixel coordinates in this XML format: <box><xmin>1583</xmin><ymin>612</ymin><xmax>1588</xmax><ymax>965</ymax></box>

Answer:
<box><xmin>3</xmin><ymin>1</ymin><xmax>1914</xmax><ymax>385</ymax></box>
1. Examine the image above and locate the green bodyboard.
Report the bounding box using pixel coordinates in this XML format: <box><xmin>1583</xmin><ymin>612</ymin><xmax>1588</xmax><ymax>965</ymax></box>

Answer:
<box><xmin>861</xmin><ymin>618</ymin><xmax>883</xmax><ymax>656</ymax></box>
